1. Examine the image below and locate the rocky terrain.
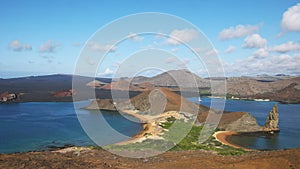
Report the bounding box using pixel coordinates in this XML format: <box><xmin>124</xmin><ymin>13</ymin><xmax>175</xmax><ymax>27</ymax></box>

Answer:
<box><xmin>264</xmin><ymin>105</ymin><xmax>280</xmax><ymax>132</ymax></box>
<box><xmin>0</xmin><ymin>74</ymin><xmax>141</xmax><ymax>102</ymax></box>
<box><xmin>85</xmin><ymin>88</ymin><xmax>275</xmax><ymax>134</ymax></box>
<box><xmin>198</xmin><ymin>112</ymin><xmax>263</xmax><ymax>132</ymax></box>
<box><xmin>0</xmin><ymin>92</ymin><xmax>18</xmax><ymax>102</ymax></box>
<box><xmin>97</xmin><ymin>80</ymin><xmax>155</xmax><ymax>91</ymax></box>
<box><xmin>84</xmin><ymin>99</ymin><xmax>117</xmax><ymax>110</ymax></box>
<box><xmin>129</xmin><ymin>69</ymin><xmax>210</xmax><ymax>88</ymax></box>
<box><xmin>126</xmin><ymin>70</ymin><xmax>300</xmax><ymax>103</ymax></box>
<box><xmin>0</xmin><ymin>70</ymin><xmax>299</xmax><ymax>103</ymax></box>
<box><xmin>0</xmin><ymin>147</ymin><xmax>299</xmax><ymax>169</ymax></box>
<box><xmin>254</xmin><ymin>83</ymin><xmax>300</xmax><ymax>104</ymax></box>
<box><xmin>120</xmin><ymin>88</ymin><xmax>204</xmax><ymax>114</ymax></box>
<box><xmin>52</xmin><ymin>89</ymin><xmax>75</xmax><ymax>97</ymax></box>
<box><xmin>0</xmin><ymin>72</ymin><xmax>295</xmax><ymax>169</ymax></box>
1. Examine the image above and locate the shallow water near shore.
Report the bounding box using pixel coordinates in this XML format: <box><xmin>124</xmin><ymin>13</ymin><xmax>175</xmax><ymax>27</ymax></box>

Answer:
<box><xmin>189</xmin><ymin>97</ymin><xmax>300</xmax><ymax>150</ymax></box>
<box><xmin>1</xmin><ymin>98</ymin><xmax>299</xmax><ymax>153</ymax></box>
<box><xmin>0</xmin><ymin>101</ymin><xmax>142</xmax><ymax>154</ymax></box>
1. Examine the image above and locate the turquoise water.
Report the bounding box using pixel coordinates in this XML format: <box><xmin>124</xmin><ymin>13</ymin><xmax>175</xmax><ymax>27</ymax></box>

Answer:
<box><xmin>0</xmin><ymin>101</ymin><xmax>142</xmax><ymax>153</ymax></box>
<box><xmin>189</xmin><ymin>97</ymin><xmax>300</xmax><ymax>150</ymax></box>
<box><xmin>1</xmin><ymin>98</ymin><xmax>299</xmax><ymax>153</ymax></box>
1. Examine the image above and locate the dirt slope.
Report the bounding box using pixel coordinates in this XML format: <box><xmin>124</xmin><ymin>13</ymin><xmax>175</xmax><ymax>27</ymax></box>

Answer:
<box><xmin>0</xmin><ymin>148</ymin><xmax>299</xmax><ymax>169</ymax></box>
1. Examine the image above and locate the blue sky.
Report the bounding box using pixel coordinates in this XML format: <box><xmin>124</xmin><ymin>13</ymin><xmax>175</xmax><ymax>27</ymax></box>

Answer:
<box><xmin>1</xmin><ymin>0</ymin><xmax>300</xmax><ymax>78</ymax></box>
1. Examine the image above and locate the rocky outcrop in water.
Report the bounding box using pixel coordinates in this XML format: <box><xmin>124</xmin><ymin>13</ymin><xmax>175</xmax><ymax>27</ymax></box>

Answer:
<box><xmin>264</xmin><ymin>104</ymin><xmax>280</xmax><ymax>133</ymax></box>
<box><xmin>0</xmin><ymin>92</ymin><xmax>17</xmax><ymax>102</ymax></box>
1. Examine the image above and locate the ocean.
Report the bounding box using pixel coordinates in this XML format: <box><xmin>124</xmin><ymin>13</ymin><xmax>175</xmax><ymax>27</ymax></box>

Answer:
<box><xmin>0</xmin><ymin>98</ymin><xmax>299</xmax><ymax>153</ymax></box>
<box><xmin>0</xmin><ymin>101</ymin><xmax>142</xmax><ymax>153</ymax></box>
<box><xmin>189</xmin><ymin>97</ymin><xmax>300</xmax><ymax>150</ymax></box>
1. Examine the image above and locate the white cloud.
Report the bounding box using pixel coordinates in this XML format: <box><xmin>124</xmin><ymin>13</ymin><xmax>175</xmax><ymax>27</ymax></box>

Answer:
<box><xmin>171</xmin><ymin>48</ymin><xmax>179</xmax><ymax>53</ymax></box>
<box><xmin>98</xmin><ymin>68</ymin><xmax>114</xmax><ymax>77</ymax></box>
<box><xmin>205</xmin><ymin>49</ymin><xmax>219</xmax><ymax>57</ymax></box>
<box><xmin>39</xmin><ymin>40</ymin><xmax>61</xmax><ymax>53</ymax></box>
<box><xmin>219</xmin><ymin>24</ymin><xmax>259</xmax><ymax>40</ymax></box>
<box><xmin>224</xmin><ymin>53</ymin><xmax>300</xmax><ymax>76</ymax></box>
<box><xmin>225</xmin><ymin>46</ymin><xmax>236</xmax><ymax>53</ymax></box>
<box><xmin>281</xmin><ymin>3</ymin><xmax>300</xmax><ymax>32</ymax></box>
<box><xmin>166</xmin><ymin>29</ymin><xmax>198</xmax><ymax>45</ymax></box>
<box><xmin>252</xmin><ymin>48</ymin><xmax>269</xmax><ymax>59</ymax></box>
<box><xmin>165</xmin><ymin>57</ymin><xmax>177</xmax><ymax>64</ymax></box>
<box><xmin>154</xmin><ymin>32</ymin><xmax>165</xmax><ymax>40</ymax></box>
<box><xmin>269</xmin><ymin>41</ymin><xmax>300</xmax><ymax>53</ymax></box>
<box><xmin>112</xmin><ymin>62</ymin><xmax>121</xmax><ymax>68</ymax></box>
<box><xmin>8</xmin><ymin>40</ymin><xmax>32</xmax><ymax>52</ymax></box>
<box><xmin>127</xmin><ymin>33</ymin><xmax>144</xmax><ymax>42</ymax></box>
<box><xmin>177</xmin><ymin>58</ymin><xmax>190</xmax><ymax>69</ymax></box>
<box><xmin>165</xmin><ymin>57</ymin><xmax>190</xmax><ymax>69</ymax></box>
<box><xmin>243</xmin><ymin>34</ymin><xmax>267</xmax><ymax>48</ymax></box>
<box><xmin>87</xmin><ymin>42</ymin><xmax>116</xmax><ymax>52</ymax></box>
<box><xmin>193</xmin><ymin>47</ymin><xmax>205</xmax><ymax>53</ymax></box>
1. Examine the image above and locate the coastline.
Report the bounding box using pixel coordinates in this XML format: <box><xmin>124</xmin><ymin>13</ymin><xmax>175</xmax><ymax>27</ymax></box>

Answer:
<box><xmin>115</xmin><ymin>110</ymin><xmax>257</xmax><ymax>152</ymax></box>
<box><xmin>114</xmin><ymin>110</ymin><xmax>181</xmax><ymax>145</ymax></box>
<box><xmin>114</xmin><ymin>110</ymin><xmax>156</xmax><ymax>145</ymax></box>
<box><xmin>213</xmin><ymin>131</ymin><xmax>253</xmax><ymax>151</ymax></box>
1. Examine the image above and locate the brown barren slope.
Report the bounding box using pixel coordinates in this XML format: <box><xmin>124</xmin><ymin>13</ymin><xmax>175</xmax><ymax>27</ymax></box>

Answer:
<box><xmin>255</xmin><ymin>83</ymin><xmax>300</xmax><ymax>103</ymax></box>
<box><xmin>0</xmin><ymin>148</ymin><xmax>299</xmax><ymax>169</ymax></box>
<box><xmin>128</xmin><ymin>87</ymin><xmax>209</xmax><ymax>114</ymax></box>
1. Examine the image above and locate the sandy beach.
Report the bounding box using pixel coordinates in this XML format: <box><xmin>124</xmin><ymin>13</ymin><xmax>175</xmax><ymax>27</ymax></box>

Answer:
<box><xmin>114</xmin><ymin>110</ymin><xmax>160</xmax><ymax>145</ymax></box>
<box><xmin>117</xmin><ymin>110</ymin><xmax>254</xmax><ymax>152</ymax></box>
<box><xmin>213</xmin><ymin>131</ymin><xmax>253</xmax><ymax>151</ymax></box>
<box><xmin>115</xmin><ymin>110</ymin><xmax>183</xmax><ymax>145</ymax></box>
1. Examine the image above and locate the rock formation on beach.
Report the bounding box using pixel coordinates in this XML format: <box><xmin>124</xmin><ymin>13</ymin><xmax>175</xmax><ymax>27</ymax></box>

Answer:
<box><xmin>264</xmin><ymin>104</ymin><xmax>280</xmax><ymax>133</ymax></box>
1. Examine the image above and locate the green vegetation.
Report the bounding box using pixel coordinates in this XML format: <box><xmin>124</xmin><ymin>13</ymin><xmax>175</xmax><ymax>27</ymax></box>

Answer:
<box><xmin>199</xmin><ymin>88</ymin><xmax>211</xmax><ymax>96</ymax></box>
<box><xmin>159</xmin><ymin>116</ymin><xmax>176</xmax><ymax>129</ymax></box>
<box><xmin>105</xmin><ymin>119</ymin><xmax>246</xmax><ymax>156</ymax></box>
<box><xmin>87</xmin><ymin>145</ymin><xmax>103</xmax><ymax>150</ymax></box>
<box><xmin>169</xmin><ymin>125</ymin><xmax>203</xmax><ymax>150</ymax></box>
<box><xmin>168</xmin><ymin>125</ymin><xmax>245</xmax><ymax>155</ymax></box>
<box><xmin>105</xmin><ymin>139</ymin><xmax>175</xmax><ymax>151</ymax></box>
<box><xmin>226</xmin><ymin>93</ymin><xmax>235</xmax><ymax>99</ymax></box>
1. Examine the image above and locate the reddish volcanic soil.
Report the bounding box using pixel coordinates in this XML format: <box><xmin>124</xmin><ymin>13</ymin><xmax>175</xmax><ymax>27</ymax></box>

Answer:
<box><xmin>0</xmin><ymin>148</ymin><xmax>299</xmax><ymax>169</ymax></box>
<box><xmin>52</xmin><ymin>89</ymin><xmax>74</xmax><ymax>97</ymax></box>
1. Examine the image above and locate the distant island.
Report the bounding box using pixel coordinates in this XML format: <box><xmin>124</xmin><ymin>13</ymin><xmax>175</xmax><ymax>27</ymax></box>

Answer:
<box><xmin>0</xmin><ymin>69</ymin><xmax>300</xmax><ymax>104</ymax></box>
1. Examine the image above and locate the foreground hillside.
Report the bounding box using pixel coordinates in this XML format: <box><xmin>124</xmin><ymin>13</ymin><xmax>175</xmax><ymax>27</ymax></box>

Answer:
<box><xmin>0</xmin><ymin>147</ymin><xmax>299</xmax><ymax>169</ymax></box>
